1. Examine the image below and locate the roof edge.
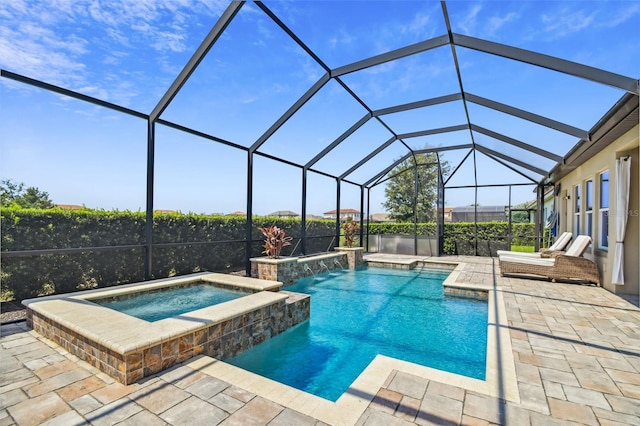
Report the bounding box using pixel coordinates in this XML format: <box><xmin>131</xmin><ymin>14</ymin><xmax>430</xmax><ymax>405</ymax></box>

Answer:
<box><xmin>543</xmin><ymin>92</ymin><xmax>639</xmax><ymax>184</ymax></box>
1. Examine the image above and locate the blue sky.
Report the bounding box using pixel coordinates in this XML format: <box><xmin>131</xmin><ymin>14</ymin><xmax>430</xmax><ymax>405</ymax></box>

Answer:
<box><xmin>1</xmin><ymin>1</ymin><xmax>638</xmax><ymax>216</ymax></box>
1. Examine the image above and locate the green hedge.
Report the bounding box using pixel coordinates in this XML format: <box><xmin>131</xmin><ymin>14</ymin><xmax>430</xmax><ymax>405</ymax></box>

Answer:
<box><xmin>1</xmin><ymin>208</ymin><xmax>547</xmax><ymax>301</ymax></box>
<box><xmin>368</xmin><ymin>221</ymin><xmax>545</xmax><ymax>255</ymax></box>
<box><xmin>1</xmin><ymin>208</ymin><xmax>336</xmax><ymax>300</ymax></box>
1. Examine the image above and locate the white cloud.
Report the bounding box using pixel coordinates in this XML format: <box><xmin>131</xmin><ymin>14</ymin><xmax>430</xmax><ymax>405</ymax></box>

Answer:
<box><xmin>456</xmin><ymin>4</ymin><xmax>482</xmax><ymax>35</ymax></box>
<box><xmin>487</xmin><ymin>12</ymin><xmax>518</xmax><ymax>36</ymax></box>
<box><xmin>541</xmin><ymin>8</ymin><xmax>596</xmax><ymax>39</ymax></box>
<box><xmin>0</xmin><ymin>0</ymin><xmax>222</xmax><ymax>108</ymax></box>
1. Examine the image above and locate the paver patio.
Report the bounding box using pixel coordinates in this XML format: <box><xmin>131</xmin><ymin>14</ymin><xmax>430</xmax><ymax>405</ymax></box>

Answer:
<box><xmin>1</xmin><ymin>255</ymin><xmax>639</xmax><ymax>425</ymax></box>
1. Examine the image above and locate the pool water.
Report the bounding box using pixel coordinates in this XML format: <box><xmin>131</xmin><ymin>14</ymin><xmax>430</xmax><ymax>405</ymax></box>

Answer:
<box><xmin>94</xmin><ymin>283</ymin><xmax>247</xmax><ymax>322</ymax></box>
<box><xmin>227</xmin><ymin>267</ymin><xmax>488</xmax><ymax>401</ymax></box>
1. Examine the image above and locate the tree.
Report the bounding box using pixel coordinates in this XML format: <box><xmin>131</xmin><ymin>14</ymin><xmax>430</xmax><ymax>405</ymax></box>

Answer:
<box><xmin>383</xmin><ymin>153</ymin><xmax>450</xmax><ymax>222</ymax></box>
<box><xmin>1</xmin><ymin>179</ymin><xmax>54</xmax><ymax>208</ymax></box>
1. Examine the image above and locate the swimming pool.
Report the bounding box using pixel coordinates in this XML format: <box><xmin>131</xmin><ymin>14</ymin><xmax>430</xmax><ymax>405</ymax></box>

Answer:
<box><xmin>92</xmin><ymin>282</ymin><xmax>248</xmax><ymax>322</ymax></box>
<box><xmin>227</xmin><ymin>266</ymin><xmax>488</xmax><ymax>401</ymax></box>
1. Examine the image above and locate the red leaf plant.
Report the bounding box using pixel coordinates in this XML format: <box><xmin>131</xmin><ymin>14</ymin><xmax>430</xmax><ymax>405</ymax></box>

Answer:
<box><xmin>258</xmin><ymin>225</ymin><xmax>293</xmax><ymax>259</ymax></box>
<box><xmin>342</xmin><ymin>217</ymin><xmax>359</xmax><ymax>248</ymax></box>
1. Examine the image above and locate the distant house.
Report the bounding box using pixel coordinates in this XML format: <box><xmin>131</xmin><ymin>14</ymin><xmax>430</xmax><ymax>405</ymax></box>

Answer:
<box><xmin>369</xmin><ymin>213</ymin><xmax>392</xmax><ymax>222</ymax></box>
<box><xmin>267</xmin><ymin>210</ymin><xmax>299</xmax><ymax>218</ymax></box>
<box><xmin>323</xmin><ymin>208</ymin><xmax>361</xmax><ymax>221</ymax></box>
<box><xmin>305</xmin><ymin>214</ymin><xmax>324</xmax><ymax>220</ymax></box>
<box><xmin>451</xmin><ymin>206</ymin><xmax>507</xmax><ymax>222</ymax></box>
<box><xmin>226</xmin><ymin>211</ymin><xmax>246</xmax><ymax>216</ymax></box>
<box><xmin>443</xmin><ymin>207</ymin><xmax>454</xmax><ymax>222</ymax></box>
<box><xmin>55</xmin><ymin>204</ymin><xmax>84</xmax><ymax>210</ymax></box>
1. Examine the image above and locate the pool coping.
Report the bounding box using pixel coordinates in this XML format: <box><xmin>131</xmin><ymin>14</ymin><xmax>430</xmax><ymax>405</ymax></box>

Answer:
<box><xmin>22</xmin><ymin>272</ymin><xmax>287</xmax><ymax>354</ymax></box>
<box><xmin>183</xmin><ymin>259</ymin><xmax>520</xmax><ymax>426</ymax></box>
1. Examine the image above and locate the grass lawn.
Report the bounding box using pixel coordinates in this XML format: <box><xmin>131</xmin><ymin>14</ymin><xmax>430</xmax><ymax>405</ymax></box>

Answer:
<box><xmin>509</xmin><ymin>245</ymin><xmax>535</xmax><ymax>253</ymax></box>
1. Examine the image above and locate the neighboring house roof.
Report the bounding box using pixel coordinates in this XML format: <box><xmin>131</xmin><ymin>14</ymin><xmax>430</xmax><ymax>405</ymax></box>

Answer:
<box><xmin>267</xmin><ymin>210</ymin><xmax>299</xmax><ymax>217</ymax></box>
<box><xmin>323</xmin><ymin>208</ymin><xmax>360</xmax><ymax>214</ymax></box>
<box><xmin>452</xmin><ymin>206</ymin><xmax>506</xmax><ymax>213</ymax></box>
<box><xmin>226</xmin><ymin>211</ymin><xmax>246</xmax><ymax>216</ymax></box>
<box><xmin>55</xmin><ymin>204</ymin><xmax>84</xmax><ymax>210</ymax></box>
<box><xmin>370</xmin><ymin>213</ymin><xmax>392</xmax><ymax>222</ymax></box>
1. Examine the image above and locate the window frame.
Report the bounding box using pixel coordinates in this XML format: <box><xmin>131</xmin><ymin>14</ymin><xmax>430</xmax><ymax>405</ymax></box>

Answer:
<box><xmin>573</xmin><ymin>184</ymin><xmax>581</xmax><ymax>236</ymax></box>
<box><xmin>585</xmin><ymin>179</ymin><xmax>593</xmax><ymax>239</ymax></box>
<box><xmin>598</xmin><ymin>170</ymin><xmax>609</xmax><ymax>250</ymax></box>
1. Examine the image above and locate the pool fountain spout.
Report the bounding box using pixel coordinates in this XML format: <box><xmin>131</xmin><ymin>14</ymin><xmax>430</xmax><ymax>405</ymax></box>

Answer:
<box><xmin>319</xmin><ymin>260</ymin><xmax>330</xmax><ymax>273</ymax></box>
<box><xmin>333</xmin><ymin>258</ymin><xmax>345</xmax><ymax>270</ymax></box>
<box><xmin>303</xmin><ymin>264</ymin><xmax>316</xmax><ymax>278</ymax></box>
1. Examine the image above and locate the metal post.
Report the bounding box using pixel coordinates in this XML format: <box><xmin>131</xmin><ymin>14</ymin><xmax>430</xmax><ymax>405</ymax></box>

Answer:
<box><xmin>535</xmin><ymin>185</ymin><xmax>543</xmax><ymax>251</ymax></box>
<box><xmin>359</xmin><ymin>185</ymin><xmax>365</xmax><ymax>248</ymax></box>
<box><xmin>437</xmin><ymin>165</ymin><xmax>444</xmax><ymax>256</ymax></box>
<box><xmin>245</xmin><ymin>152</ymin><xmax>254</xmax><ymax>276</ymax></box>
<box><xmin>507</xmin><ymin>185</ymin><xmax>512</xmax><ymax>250</ymax></box>
<box><xmin>474</xmin><ymin>184</ymin><xmax>478</xmax><ymax>256</ymax></box>
<box><xmin>335</xmin><ymin>178</ymin><xmax>341</xmax><ymax>248</ymax></box>
<box><xmin>301</xmin><ymin>168</ymin><xmax>307</xmax><ymax>255</ymax></box>
<box><xmin>144</xmin><ymin>119</ymin><xmax>155</xmax><ymax>280</ymax></box>
<box><xmin>414</xmin><ymin>161</ymin><xmax>419</xmax><ymax>255</ymax></box>
<box><xmin>366</xmin><ymin>187</ymin><xmax>371</xmax><ymax>252</ymax></box>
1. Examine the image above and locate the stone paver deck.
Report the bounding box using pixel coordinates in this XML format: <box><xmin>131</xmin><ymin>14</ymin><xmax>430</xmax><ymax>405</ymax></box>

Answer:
<box><xmin>2</xmin><ymin>255</ymin><xmax>639</xmax><ymax>425</ymax></box>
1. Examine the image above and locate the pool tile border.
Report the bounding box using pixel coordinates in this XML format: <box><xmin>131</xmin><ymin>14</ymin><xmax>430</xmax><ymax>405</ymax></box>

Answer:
<box><xmin>183</xmin><ymin>258</ymin><xmax>519</xmax><ymax>425</ymax></box>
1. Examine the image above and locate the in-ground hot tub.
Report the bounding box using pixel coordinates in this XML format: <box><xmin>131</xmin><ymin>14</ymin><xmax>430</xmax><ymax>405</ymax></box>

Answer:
<box><xmin>24</xmin><ymin>272</ymin><xmax>310</xmax><ymax>384</ymax></box>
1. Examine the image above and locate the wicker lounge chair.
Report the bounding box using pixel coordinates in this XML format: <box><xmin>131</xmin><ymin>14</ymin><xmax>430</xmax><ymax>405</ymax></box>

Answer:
<box><xmin>499</xmin><ymin>235</ymin><xmax>600</xmax><ymax>285</ymax></box>
<box><xmin>496</xmin><ymin>232</ymin><xmax>573</xmax><ymax>258</ymax></box>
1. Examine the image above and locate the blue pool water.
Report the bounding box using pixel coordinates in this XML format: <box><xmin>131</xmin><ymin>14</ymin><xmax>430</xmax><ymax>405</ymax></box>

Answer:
<box><xmin>227</xmin><ymin>267</ymin><xmax>488</xmax><ymax>401</ymax></box>
<box><xmin>94</xmin><ymin>283</ymin><xmax>247</xmax><ymax>322</ymax></box>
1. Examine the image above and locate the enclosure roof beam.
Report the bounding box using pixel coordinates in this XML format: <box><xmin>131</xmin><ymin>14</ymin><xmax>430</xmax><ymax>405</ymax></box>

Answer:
<box><xmin>453</xmin><ymin>33</ymin><xmax>639</xmax><ymax>94</ymax></box>
<box><xmin>305</xmin><ymin>114</ymin><xmax>372</xmax><ymax>169</ymax></box>
<box><xmin>471</xmin><ymin>125</ymin><xmax>563</xmax><ymax>162</ymax></box>
<box><xmin>332</xmin><ymin>35</ymin><xmax>450</xmax><ymax>77</ymax></box>
<box><xmin>365</xmin><ymin>153</ymin><xmax>412</xmax><ymax>187</ymax></box>
<box><xmin>398</xmin><ymin>124</ymin><xmax>469</xmax><ymax>140</ymax></box>
<box><xmin>446</xmin><ymin>183</ymin><xmax>535</xmax><ymax>189</ymax></box>
<box><xmin>372</xmin><ymin>93</ymin><xmax>462</xmax><ymax>116</ymax></box>
<box><xmin>375</xmin><ymin>161</ymin><xmax>439</xmax><ymax>187</ymax></box>
<box><xmin>256</xmin><ymin>1</ymin><xmax>331</xmax><ymax>73</ymax></box>
<box><xmin>149</xmin><ymin>1</ymin><xmax>243</xmax><ymax>122</ymax></box>
<box><xmin>475</xmin><ymin>144</ymin><xmax>547</xmax><ymax>176</ymax></box>
<box><xmin>250</xmin><ymin>73</ymin><xmax>331</xmax><ymax>153</ymax></box>
<box><xmin>476</xmin><ymin>150</ymin><xmax>539</xmax><ymax>184</ymax></box>
<box><xmin>340</xmin><ymin>136</ymin><xmax>397</xmax><ymax>179</ymax></box>
<box><xmin>443</xmin><ymin>148</ymin><xmax>473</xmax><ymax>186</ymax></box>
<box><xmin>465</xmin><ymin>93</ymin><xmax>589</xmax><ymax>139</ymax></box>
<box><xmin>1</xmin><ymin>70</ymin><xmax>147</xmax><ymax>119</ymax></box>
<box><xmin>441</xmin><ymin>1</ymin><xmax>479</xmax><ymax>190</ymax></box>
<box><xmin>156</xmin><ymin>119</ymin><xmax>248</xmax><ymax>152</ymax></box>
<box><xmin>414</xmin><ymin>144</ymin><xmax>473</xmax><ymax>154</ymax></box>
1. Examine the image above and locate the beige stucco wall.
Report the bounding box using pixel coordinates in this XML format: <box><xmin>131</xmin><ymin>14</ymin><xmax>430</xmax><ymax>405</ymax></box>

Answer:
<box><xmin>557</xmin><ymin>124</ymin><xmax>639</xmax><ymax>297</ymax></box>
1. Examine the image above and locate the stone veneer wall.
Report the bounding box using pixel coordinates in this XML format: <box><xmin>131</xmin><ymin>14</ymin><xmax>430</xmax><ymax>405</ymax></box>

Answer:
<box><xmin>443</xmin><ymin>287</ymin><xmax>488</xmax><ymax>300</ymax></box>
<box><xmin>334</xmin><ymin>247</ymin><xmax>365</xmax><ymax>269</ymax></box>
<box><xmin>27</xmin><ymin>292</ymin><xmax>310</xmax><ymax>385</ymax></box>
<box><xmin>251</xmin><ymin>252</ymin><xmax>350</xmax><ymax>286</ymax></box>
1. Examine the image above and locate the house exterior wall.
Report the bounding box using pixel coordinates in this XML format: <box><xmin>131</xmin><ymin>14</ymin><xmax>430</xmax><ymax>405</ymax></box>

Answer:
<box><xmin>557</xmin><ymin>125</ymin><xmax>639</xmax><ymax>297</ymax></box>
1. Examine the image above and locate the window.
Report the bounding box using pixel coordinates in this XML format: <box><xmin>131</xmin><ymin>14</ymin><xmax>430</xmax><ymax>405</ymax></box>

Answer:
<box><xmin>574</xmin><ymin>184</ymin><xmax>581</xmax><ymax>235</ymax></box>
<box><xmin>599</xmin><ymin>171</ymin><xmax>609</xmax><ymax>249</ymax></box>
<box><xmin>586</xmin><ymin>179</ymin><xmax>593</xmax><ymax>238</ymax></box>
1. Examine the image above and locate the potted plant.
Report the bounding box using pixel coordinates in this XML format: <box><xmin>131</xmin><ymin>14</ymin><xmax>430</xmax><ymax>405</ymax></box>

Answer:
<box><xmin>342</xmin><ymin>217</ymin><xmax>359</xmax><ymax>248</ymax></box>
<box><xmin>258</xmin><ymin>225</ymin><xmax>293</xmax><ymax>259</ymax></box>
<box><xmin>335</xmin><ymin>217</ymin><xmax>364</xmax><ymax>269</ymax></box>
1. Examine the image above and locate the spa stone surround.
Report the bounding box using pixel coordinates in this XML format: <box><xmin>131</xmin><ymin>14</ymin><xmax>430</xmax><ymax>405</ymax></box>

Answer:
<box><xmin>24</xmin><ymin>272</ymin><xmax>309</xmax><ymax>385</ymax></box>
